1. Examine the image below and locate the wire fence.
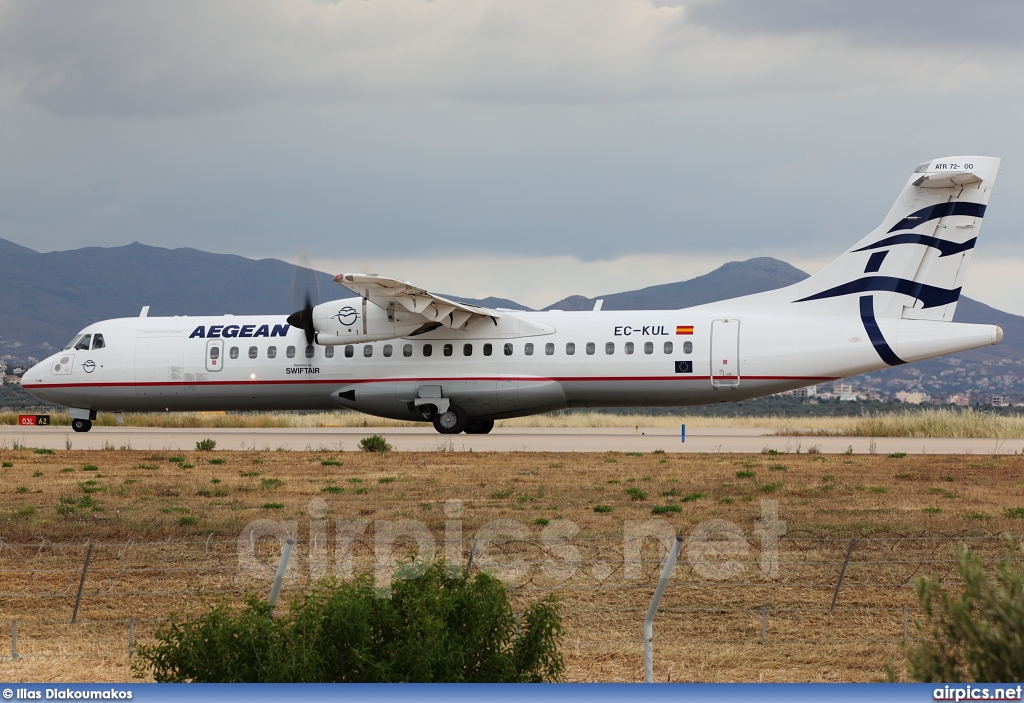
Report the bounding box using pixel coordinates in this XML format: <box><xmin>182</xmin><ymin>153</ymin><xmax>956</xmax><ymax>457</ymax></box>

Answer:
<box><xmin>0</xmin><ymin>533</ymin><xmax>1017</xmax><ymax>678</ymax></box>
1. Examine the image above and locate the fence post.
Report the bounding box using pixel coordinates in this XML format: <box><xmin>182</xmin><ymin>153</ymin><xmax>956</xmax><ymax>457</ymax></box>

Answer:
<box><xmin>72</xmin><ymin>541</ymin><xmax>93</xmax><ymax>624</ymax></box>
<box><xmin>268</xmin><ymin>538</ymin><xmax>295</xmax><ymax>610</ymax></box>
<box><xmin>829</xmin><ymin>538</ymin><xmax>857</xmax><ymax>613</ymax></box>
<box><xmin>11</xmin><ymin>620</ymin><xmax>17</xmax><ymax>660</ymax></box>
<box><xmin>761</xmin><ymin>607</ymin><xmax>767</xmax><ymax>644</ymax></box>
<box><xmin>644</xmin><ymin>535</ymin><xmax>684</xmax><ymax>683</ymax></box>
<box><xmin>128</xmin><ymin>617</ymin><xmax>135</xmax><ymax>656</ymax></box>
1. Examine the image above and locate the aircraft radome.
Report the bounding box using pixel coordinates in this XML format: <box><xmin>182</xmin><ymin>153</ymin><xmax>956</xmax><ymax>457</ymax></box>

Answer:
<box><xmin>23</xmin><ymin>156</ymin><xmax>1004</xmax><ymax>435</ymax></box>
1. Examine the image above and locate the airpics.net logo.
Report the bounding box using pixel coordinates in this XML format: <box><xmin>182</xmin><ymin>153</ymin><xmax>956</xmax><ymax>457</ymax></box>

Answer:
<box><xmin>236</xmin><ymin>499</ymin><xmax>786</xmax><ymax>587</ymax></box>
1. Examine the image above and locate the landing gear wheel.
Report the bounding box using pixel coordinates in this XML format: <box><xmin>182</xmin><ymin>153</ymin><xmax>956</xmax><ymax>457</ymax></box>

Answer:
<box><xmin>432</xmin><ymin>405</ymin><xmax>468</xmax><ymax>434</ymax></box>
<box><xmin>465</xmin><ymin>419</ymin><xmax>494</xmax><ymax>434</ymax></box>
<box><xmin>71</xmin><ymin>419</ymin><xmax>92</xmax><ymax>433</ymax></box>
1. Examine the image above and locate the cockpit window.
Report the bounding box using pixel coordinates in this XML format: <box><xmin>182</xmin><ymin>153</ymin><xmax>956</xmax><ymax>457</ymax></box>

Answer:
<box><xmin>91</xmin><ymin>334</ymin><xmax>105</xmax><ymax>350</ymax></box>
<box><xmin>64</xmin><ymin>335</ymin><xmax>83</xmax><ymax>351</ymax></box>
<box><xmin>74</xmin><ymin>335</ymin><xmax>92</xmax><ymax>351</ymax></box>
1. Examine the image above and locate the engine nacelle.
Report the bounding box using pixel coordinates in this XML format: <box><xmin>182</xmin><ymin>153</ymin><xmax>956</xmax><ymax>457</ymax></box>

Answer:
<box><xmin>311</xmin><ymin>297</ymin><xmax>424</xmax><ymax>345</ymax></box>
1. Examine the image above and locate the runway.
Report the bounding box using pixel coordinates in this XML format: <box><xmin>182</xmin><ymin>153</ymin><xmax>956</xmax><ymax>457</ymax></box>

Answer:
<box><xmin>2</xmin><ymin>425</ymin><xmax>1021</xmax><ymax>454</ymax></box>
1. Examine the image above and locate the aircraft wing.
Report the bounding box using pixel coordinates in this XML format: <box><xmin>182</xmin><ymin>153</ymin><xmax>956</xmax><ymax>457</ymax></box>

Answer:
<box><xmin>333</xmin><ymin>273</ymin><xmax>500</xmax><ymax>331</ymax></box>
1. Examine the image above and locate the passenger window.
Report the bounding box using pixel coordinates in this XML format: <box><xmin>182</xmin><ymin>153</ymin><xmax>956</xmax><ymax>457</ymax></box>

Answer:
<box><xmin>268</xmin><ymin>346</ymin><xmax>277</xmax><ymax>359</ymax></box>
<box><xmin>345</xmin><ymin>345</ymin><xmax>354</xmax><ymax>358</ymax></box>
<box><xmin>644</xmin><ymin>342</ymin><xmax>653</xmax><ymax>355</ymax></box>
<box><xmin>210</xmin><ymin>346</ymin><xmax>220</xmax><ymax>360</ymax></box>
<box><xmin>625</xmin><ymin>342</ymin><xmax>634</xmax><ymax>355</ymax></box>
<box><xmin>586</xmin><ymin>342</ymin><xmax>595</xmax><ymax>355</ymax></box>
<box><xmin>363</xmin><ymin>345</ymin><xmax>373</xmax><ymax>358</ymax></box>
<box><xmin>383</xmin><ymin>344</ymin><xmax>392</xmax><ymax>358</ymax></box>
<box><xmin>545</xmin><ymin>343</ymin><xmax>554</xmax><ymax>355</ymax></box>
<box><xmin>403</xmin><ymin>344</ymin><xmax>413</xmax><ymax>358</ymax></box>
<box><xmin>229</xmin><ymin>347</ymin><xmax>239</xmax><ymax>360</ymax></box>
<box><xmin>664</xmin><ymin>341</ymin><xmax>673</xmax><ymax>354</ymax></box>
<box><xmin>463</xmin><ymin>344</ymin><xmax>472</xmax><ymax>356</ymax></box>
<box><xmin>305</xmin><ymin>345</ymin><xmax>315</xmax><ymax>359</ymax></box>
<box><xmin>504</xmin><ymin>343</ymin><xmax>513</xmax><ymax>356</ymax></box>
<box><xmin>248</xmin><ymin>346</ymin><xmax>258</xmax><ymax>359</ymax></box>
<box><xmin>74</xmin><ymin>335</ymin><xmax>92</xmax><ymax>351</ymax></box>
<box><xmin>423</xmin><ymin>344</ymin><xmax>433</xmax><ymax>357</ymax></box>
<box><xmin>91</xmin><ymin>334</ymin><xmax>105</xmax><ymax>350</ymax></box>
<box><xmin>605</xmin><ymin>342</ymin><xmax>615</xmax><ymax>355</ymax></box>
<box><xmin>443</xmin><ymin>344</ymin><xmax>453</xmax><ymax>357</ymax></box>
<box><xmin>483</xmin><ymin>343</ymin><xmax>492</xmax><ymax>356</ymax></box>
<box><xmin>566</xmin><ymin>342</ymin><xmax>575</xmax><ymax>355</ymax></box>
<box><xmin>683</xmin><ymin>341</ymin><xmax>693</xmax><ymax>354</ymax></box>
<box><xmin>286</xmin><ymin>346</ymin><xmax>296</xmax><ymax>359</ymax></box>
<box><xmin>325</xmin><ymin>346</ymin><xmax>334</xmax><ymax>359</ymax></box>
<box><xmin>525</xmin><ymin>343</ymin><xmax>534</xmax><ymax>356</ymax></box>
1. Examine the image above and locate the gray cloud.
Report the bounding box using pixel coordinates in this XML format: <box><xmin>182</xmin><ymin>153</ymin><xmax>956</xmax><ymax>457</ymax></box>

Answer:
<box><xmin>685</xmin><ymin>0</ymin><xmax>1024</xmax><ymax>47</ymax></box>
<box><xmin>1</xmin><ymin>0</ymin><xmax>1018</xmax><ymax>117</ymax></box>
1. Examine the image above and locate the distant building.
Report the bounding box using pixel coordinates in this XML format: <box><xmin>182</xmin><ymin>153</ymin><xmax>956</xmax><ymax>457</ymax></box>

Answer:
<box><xmin>3</xmin><ymin>375</ymin><xmax>20</xmax><ymax>386</ymax></box>
<box><xmin>895</xmin><ymin>391</ymin><xmax>928</xmax><ymax>404</ymax></box>
<box><xmin>947</xmin><ymin>394</ymin><xmax>970</xmax><ymax>406</ymax></box>
<box><xmin>990</xmin><ymin>395</ymin><xmax>1009</xmax><ymax>408</ymax></box>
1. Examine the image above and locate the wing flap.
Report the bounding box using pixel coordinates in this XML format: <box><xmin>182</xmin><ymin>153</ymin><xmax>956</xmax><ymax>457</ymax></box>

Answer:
<box><xmin>334</xmin><ymin>273</ymin><xmax>499</xmax><ymax>331</ymax></box>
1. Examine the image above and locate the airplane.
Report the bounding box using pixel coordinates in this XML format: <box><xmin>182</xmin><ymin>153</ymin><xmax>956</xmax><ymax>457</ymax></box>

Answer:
<box><xmin>22</xmin><ymin>156</ymin><xmax>1004</xmax><ymax>435</ymax></box>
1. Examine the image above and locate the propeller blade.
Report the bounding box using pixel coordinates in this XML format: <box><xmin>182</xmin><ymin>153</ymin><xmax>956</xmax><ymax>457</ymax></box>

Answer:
<box><xmin>286</xmin><ymin>299</ymin><xmax>316</xmax><ymax>345</ymax></box>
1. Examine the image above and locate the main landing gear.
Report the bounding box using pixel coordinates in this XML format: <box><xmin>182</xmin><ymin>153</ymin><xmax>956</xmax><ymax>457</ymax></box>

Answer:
<box><xmin>427</xmin><ymin>405</ymin><xmax>495</xmax><ymax>435</ymax></box>
<box><xmin>71</xmin><ymin>418</ymin><xmax>92</xmax><ymax>433</ymax></box>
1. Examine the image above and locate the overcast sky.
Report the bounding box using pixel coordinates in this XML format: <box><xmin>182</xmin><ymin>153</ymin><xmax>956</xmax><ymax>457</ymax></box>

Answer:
<box><xmin>1</xmin><ymin>0</ymin><xmax>1022</xmax><ymax>310</ymax></box>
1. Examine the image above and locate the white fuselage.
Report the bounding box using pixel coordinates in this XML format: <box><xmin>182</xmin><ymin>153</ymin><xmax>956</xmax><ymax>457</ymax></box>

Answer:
<box><xmin>21</xmin><ymin>301</ymin><xmax>999</xmax><ymax>423</ymax></box>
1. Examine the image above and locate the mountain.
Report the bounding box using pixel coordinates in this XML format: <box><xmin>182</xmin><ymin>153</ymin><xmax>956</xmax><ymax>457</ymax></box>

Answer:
<box><xmin>544</xmin><ymin>257</ymin><xmax>809</xmax><ymax>311</ymax></box>
<box><xmin>0</xmin><ymin>239</ymin><xmax>338</xmax><ymax>356</ymax></box>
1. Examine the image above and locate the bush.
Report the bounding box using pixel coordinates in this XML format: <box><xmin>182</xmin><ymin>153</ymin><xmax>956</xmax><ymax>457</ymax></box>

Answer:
<box><xmin>196</xmin><ymin>439</ymin><xmax>217</xmax><ymax>451</ymax></box>
<box><xmin>907</xmin><ymin>538</ymin><xmax>1024</xmax><ymax>682</ymax></box>
<box><xmin>651</xmin><ymin>505</ymin><xmax>681</xmax><ymax>515</ymax></box>
<box><xmin>359</xmin><ymin>434</ymin><xmax>392</xmax><ymax>453</ymax></box>
<box><xmin>135</xmin><ymin>563</ymin><xmax>563</xmax><ymax>682</ymax></box>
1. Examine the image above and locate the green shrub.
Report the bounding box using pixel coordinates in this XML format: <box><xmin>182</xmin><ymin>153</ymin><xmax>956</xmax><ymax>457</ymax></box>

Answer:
<box><xmin>320</xmin><ymin>486</ymin><xmax>345</xmax><ymax>494</ymax></box>
<box><xmin>359</xmin><ymin>435</ymin><xmax>392</xmax><ymax>453</ymax></box>
<box><xmin>1004</xmin><ymin>507</ymin><xmax>1024</xmax><ymax>519</ymax></box>
<box><xmin>321</xmin><ymin>460</ymin><xmax>342</xmax><ymax>466</ymax></box>
<box><xmin>209</xmin><ymin>458</ymin><xmax>225</xmax><ymax>465</ymax></box>
<box><xmin>736</xmin><ymin>470</ymin><xmax>756</xmax><ymax>479</ymax></box>
<box><xmin>679</xmin><ymin>492</ymin><xmax>705</xmax><ymax>503</ymax></box>
<box><xmin>239</xmin><ymin>471</ymin><xmax>260</xmax><ymax>478</ymax></box>
<box><xmin>907</xmin><ymin>539</ymin><xmax>1024</xmax><ymax>682</ymax></box>
<box><xmin>759</xmin><ymin>482</ymin><xmax>784</xmax><ymax>493</ymax></box>
<box><xmin>82</xmin><ymin>464</ymin><xmax>99</xmax><ymax>472</ymax></box>
<box><xmin>32</xmin><ymin>470</ymin><xmax>43</xmax><ymax>477</ymax></box>
<box><xmin>135</xmin><ymin>563</ymin><xmax>563</xmax><ymax>682</ymax></box>
<box><xmin>593</xmin><ymin>505</ymin><xmax>613</xmax><ymax>513</ymax></box>
<box><xmin>196</xmin><ymin>439</ymin><xmax>217</xmax><ymax>451</ymax></box>
<box><xmin>889</xmin><ymin>452</ymin><xmax>908</xmax><ymax>459</ymax></box>
<box><xmin>2</xmin><ymin>461</ymin><xmax>13</xmax><ymax>467</ymax></box>
<box><xmin>624</xmin><ymin>487</ymin><xmax>647</xmax><ymax>501</ymax></box>
<box><xmin>769</xmin><ymin>463</ymin><xmax>787</xmax><ymax>472</ymax></box>
<box><xmin>261</xmin><ymin>502</ymin><xmax>285</xmax><ymax>510</ymax></box>
<box><xmin>651</xmin><ymin>505</ymin><xmax>681</xmax><ymax>515</ymax></box>
<box><xmin>533</xmin><ymin>518</ymin><xmax>549</xmax><ymax>526</ymax></box>
<box><xmin>33</xmin><ymin>448</ymin><xmax>54</xmax><ymax>455</ymax></box>
<box><xmin>168</xmin><ymin>456</ymin><xmax>186</xmax><ymax>464</ymax></box>
<box><xmin>177</xmin><ymin>516</ymin><xmax>198</xmax><ymax>527</ymax></box>
<box><xmin>260</xmin><ymin>478</ymin><xmax>283</xmax><ymax>490</ymax></box>
<box><xmin>378</xmin><ymin>476</ymin><xmax>397</xmax><ymax>484</ymax></box>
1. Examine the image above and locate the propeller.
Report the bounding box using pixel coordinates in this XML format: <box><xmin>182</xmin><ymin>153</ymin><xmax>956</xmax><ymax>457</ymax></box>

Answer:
<box><xmin>287</xmin><ymin>292</ymin><xmax>316</xmax><ymax>345</ymax></box>
<box><xmin>287</xmin><ymin>252</ymin><xmax>321</xmax><ymax>346</ymax></box>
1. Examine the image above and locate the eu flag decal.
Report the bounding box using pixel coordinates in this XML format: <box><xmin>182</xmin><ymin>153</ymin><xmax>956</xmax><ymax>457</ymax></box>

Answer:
<box><xmin>674</xmin><ymin>360</ymin><xmax>693</xmax><ymax>374</ymax></box>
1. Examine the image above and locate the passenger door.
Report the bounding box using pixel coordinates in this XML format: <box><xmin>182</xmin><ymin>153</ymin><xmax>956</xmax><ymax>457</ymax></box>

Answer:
<box><xmin>206</xmin><ymin>340</ymin><xmax>224</xmax><ymax>372</ymax></box>
<box><xmin>710</xmin><ymin>318</ymin><xmax>740</xmax><ymax>388</ymax></box>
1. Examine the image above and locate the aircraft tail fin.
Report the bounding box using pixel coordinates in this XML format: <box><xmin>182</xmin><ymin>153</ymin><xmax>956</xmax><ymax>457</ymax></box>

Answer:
<box><xmin>788</xmin><ymin>156</ymin><xmax>1000</xmax><ymax>321</ymax></box>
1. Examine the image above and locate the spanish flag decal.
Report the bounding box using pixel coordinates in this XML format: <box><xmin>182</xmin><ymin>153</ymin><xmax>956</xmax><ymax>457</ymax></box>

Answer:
<box><xmin>675</xmin><ymin>325</ymin><xmax>694</xmax><ymax>335</ymax></box>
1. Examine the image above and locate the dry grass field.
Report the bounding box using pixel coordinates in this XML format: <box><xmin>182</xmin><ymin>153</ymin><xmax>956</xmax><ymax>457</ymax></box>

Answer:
<box><xmin>6</xmin><ymin>407</ymin><xmax>1024</xmax><ymax>437</ymax></box>
<box><xmin>2</xmin><ymin>445</ymin><xmax>1024</xmax><ymax>682</ymax></box>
